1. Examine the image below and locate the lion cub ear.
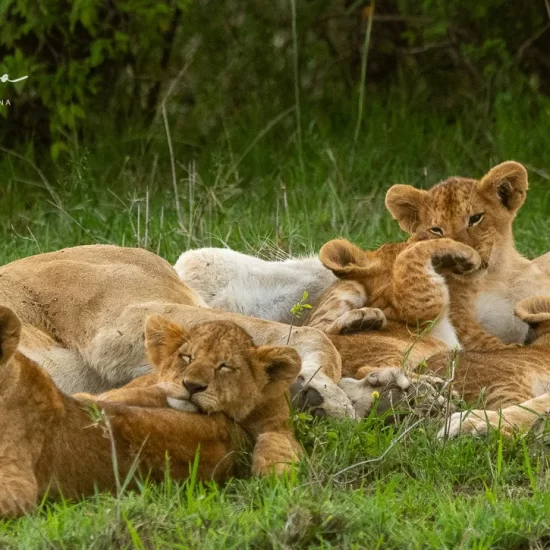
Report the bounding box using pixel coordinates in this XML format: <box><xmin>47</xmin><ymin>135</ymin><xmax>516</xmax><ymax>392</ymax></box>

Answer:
<box><xmin>0</xmin><ymin>306</ymin><xmax>21</xmax><ymax>365</ymax></box>
<box><xmin>385</xmin><ymin>185</ymin><xmax>429</xmax><ymax>233</ymax></box>
<box><xmin>319</xmin><ymin>239</ymin><xmax>370</xmax><ymax>278</ymax></box>
<box><xmin>478</xmin><ymin>161</ymin><xmax>528</xmax><ymax>213</ymax></box>
<box><xmin>255</xmin><ymin>346</ymin><xmax>301</xmax><ymax>395</ymax></box>
<box><xmin>514</xmin><ymin>297</ymin><xmax>550</xmax><ymax>325</ymax></box>
<box><xmin>145</xmin><ymin>315</ymin><xmax>190</xmax><ymax>367</ymax></box>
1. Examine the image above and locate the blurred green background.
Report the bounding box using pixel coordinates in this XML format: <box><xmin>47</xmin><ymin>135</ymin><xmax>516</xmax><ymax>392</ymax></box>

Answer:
<box><xmin>2</xmin><ymin>1</ymin><xmax>549</xmax><ymax>156</ymax></box>
<box><xmin>0</xmin><ymin>0</ymin><xmax>549</xmax><ymax>261</ymax></box>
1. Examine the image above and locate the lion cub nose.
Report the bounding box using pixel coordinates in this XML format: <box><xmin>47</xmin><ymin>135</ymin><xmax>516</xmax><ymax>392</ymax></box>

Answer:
<box><xmin>184</xmin><ymin>380</ymin><xmax>207</xmax><ymax>396</ymax></box>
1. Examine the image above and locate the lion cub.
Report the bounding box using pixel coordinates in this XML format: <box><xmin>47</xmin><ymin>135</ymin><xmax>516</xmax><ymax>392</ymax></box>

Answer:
<box><xmin>0</xmin><ymin>310</ymin><xmax>300</xmax><ymax>519</ymax></box>
<box><xmin>78</xmin><ymin>317</ymin><xmax>303</xmax><ymax>479</ymax></box>
<box><xmin>386</xmin><ymin>160</ymin><xmax>550</xmax><ymax>345</ymax></box>
<box><xmin>434</xmin><ymin>296</ymin><xmax>550</xmax><ymax>438</ymax></box>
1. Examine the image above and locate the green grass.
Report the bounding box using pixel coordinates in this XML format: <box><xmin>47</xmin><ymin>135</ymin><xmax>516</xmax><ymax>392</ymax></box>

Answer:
<box><xmin>1</xmin><ymin>89</ymin><xmax>550</xmax><ymax>548</ymax></box>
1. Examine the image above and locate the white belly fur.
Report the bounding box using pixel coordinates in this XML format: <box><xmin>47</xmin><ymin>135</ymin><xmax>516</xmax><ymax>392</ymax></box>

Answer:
<box><xmin>475</xmin><ymin>291</ymin><xmax>529</xmax><ymax>344</ymax></box>
<box><xmin>174</xmin><ymin>248</ymin><xmax>337</xmax><ymax>324</ymax></box>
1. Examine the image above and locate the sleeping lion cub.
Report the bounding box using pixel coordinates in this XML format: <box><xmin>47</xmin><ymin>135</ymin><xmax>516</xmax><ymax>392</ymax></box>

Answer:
<box><xmin>78</xmin><ymin>317</ymin><xmax>303</xmax><ymax>477</ymax></box>
<box><xmin>0</xmin><ymin>309</ymin><xmax>300</xmax><ymax>519</ymax></box>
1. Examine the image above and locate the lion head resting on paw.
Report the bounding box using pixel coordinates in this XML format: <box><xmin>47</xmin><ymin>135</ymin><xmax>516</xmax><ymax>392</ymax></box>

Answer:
<box><xmin>0</xmin><ymin>307</ymin><xmax>305</xmax><ymax>518</ymax></box>
<box><xmin>80</xmin><ymin>318</ymin><xmax>304</xmax><ymax>477</ymax></box>
<box><xmin>145</xmin><ymin>318</ymin><xmax>300</xmax><ymax>420</ymax></box>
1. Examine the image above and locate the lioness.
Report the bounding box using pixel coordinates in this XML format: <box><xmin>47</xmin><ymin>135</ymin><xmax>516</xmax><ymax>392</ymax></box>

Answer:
<box><xmin>0</xmin><ymin>245</ymin><xmax>354</xmax><ymax>418</ymax></box>
<box><xmin>176</xmin><ymin>161</ymin><xmax>550</xmax><ymax>347</ymax></box>
<box><xmin>77</xmin><ymin>316</ymin><xmax>303</xmax><ymax>476</ymax></box>
<box><xmin>0</xmin><ymin>306</ymin><xmax>247</xmax><ymax>519</ymax></box>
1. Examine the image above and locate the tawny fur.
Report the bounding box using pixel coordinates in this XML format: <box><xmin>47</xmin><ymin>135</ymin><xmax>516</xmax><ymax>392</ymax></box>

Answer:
<box><xmin>386</xmin><ymin>160</ymin><xmax>550</xmax><ymax>345</ymax></box>
<box><xmin>175</xmin><ymin>161</ymin><xmax>549</xmax><ymax>348</ymax></box>
<box><xmin>0</xmin><ymin>307</ymin><xmax>251</xmax><ymax>519</ymax></box>
<box><xmin>0</xmin><ymin>245</ymin><xmax>354</xmax><ymax>419</ymax></box>
<box><xmin>317</xmin><ymin>237</ymin><xmax>485</xmax><ymax>349</ymax></box>
<box><xmin>435</xmin><ymin>296</ymin><xmax>550</xmax><ymax>438</ymax></box>
<box><xmin>77</xmin><ymin>318</ymin><xmax>303</xmax><ymax>477</ymax></box>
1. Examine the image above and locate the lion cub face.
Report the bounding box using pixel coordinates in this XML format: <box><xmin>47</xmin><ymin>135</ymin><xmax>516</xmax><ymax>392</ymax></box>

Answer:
<box><xmin>385</xmin><ymin>161</ymin><xmax>528</xmax><ymax>266</ymax></box>
<box><xmin>145</xmin><ymin>317</ymin><xmax>301</xmax><ymax>421</ymax></box>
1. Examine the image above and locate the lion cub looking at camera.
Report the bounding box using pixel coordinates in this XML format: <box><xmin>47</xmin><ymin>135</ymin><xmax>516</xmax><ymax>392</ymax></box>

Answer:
<box><xmin>78</xmin><ymin>317</ymin><xmax>303</xmax><ymax>478</ymax></box>
<box><xmin>0</xmin><ymin>310</ymin><xmax>301</xmax><ymax>519</ymax></box>
<box><xmin>385</xmin><ymin>160</ymin><xmax>550</xmax><ymax>346</ymax></box>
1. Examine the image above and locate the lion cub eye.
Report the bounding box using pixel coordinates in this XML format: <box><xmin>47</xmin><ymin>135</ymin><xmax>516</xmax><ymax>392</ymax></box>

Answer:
<box><xmin>429</xmin><ymin>227</ymin><xmax>444</xmax><ymax>236</ymax></box>
<box><xmin>179</xmin><ymin>353</ymin><xmax>192</xmax><ymax>364</ymax></box>
<box><xmin>468</xmin><ymin>213</ymin><xmax>485</xmax><ymax>227</ymax></box>
<box><xmin>217</xmin><ymin>363</ymin><xmax>234</xmax><ymax>373</ymax></box>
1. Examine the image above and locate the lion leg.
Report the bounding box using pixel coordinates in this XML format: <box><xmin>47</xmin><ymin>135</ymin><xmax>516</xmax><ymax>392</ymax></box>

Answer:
<box><xmin>393</xmin><ymin>239</ymin><xmax>508</xmax><ymax>350</ymax></box>
<box><xmin>74</xmin><ymin>385</ymin><xmax>169</xmax><ymax>409</ymax></box>
<box><xmin>440</xmin><ymin>392</ymin><xmax>550</xmax><ymax>439</ymax></box>
<box><xmin>307</xmin><ymin>280</ymin><xmax>386</xmax><ymax>334</ymax></box>
<box><xmin>0</xmin><ymin>462</ymin><xmax>38</xmax><ymax>519</ymax></box>
<box><xmin>84</xmin><ymin>302</ymin><xmax>355</xmax><ymax>419</ymax></box>
<box><xmin>391</xmin><ymin>238</ymin><xmax>481</xmax><ymax>323</ymax></box>
<box><xmin>339</xmin><ymin>365</ymin><xmax>449</xmax><ymax>419</ymax></box>
<box><xmin>17</xmin><ymin>325</ymin><xmax>109</xmax><ymax>395</ymax></box>
<box><xmin>251</xmin><ymin>432</ymin><xmax>302</xmax><ymax>476</ymax></box>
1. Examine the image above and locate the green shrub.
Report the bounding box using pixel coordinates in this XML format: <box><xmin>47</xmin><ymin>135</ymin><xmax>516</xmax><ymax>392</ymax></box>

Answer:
<box><xmin>0</xmin><ymin>0</ymin><xmax>548</xmax><ymax>155</ymax></box>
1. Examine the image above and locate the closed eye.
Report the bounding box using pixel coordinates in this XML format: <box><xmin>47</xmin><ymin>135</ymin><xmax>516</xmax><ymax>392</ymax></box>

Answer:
<box><xmin>468</xmin><ymin>213</ymin><xmax>485</xmax><ymax>227</ymax></box>
<box><xmin>429</xmin><ymin>227</ymin><xmax>444</xmax><ymax>236</ymax></box>
<box><xmin>217</xmin><ymin>363</ymin><xmax>234</xmax><ymax>373</ymax></box>
<box><xmin>179</xmin><ymin>353</ymin><xmax>192</xmax><ymax>364</ymax></box>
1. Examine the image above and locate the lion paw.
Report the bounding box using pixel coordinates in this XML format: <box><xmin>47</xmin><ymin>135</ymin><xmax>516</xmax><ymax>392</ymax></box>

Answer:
<box><xmin>339</xmin><ymin>368</ymin><xmax>410</xmax><ymax>418</ymax></box>
<box><xmin>339</xmin><ymin>368</ymin><xmax>455</xmax><ymax>419</ymax></box>
<box><xmin>0</xmin><ymin>478</ymin><xmax>37</xmax><ymax>519</ymax></box>
<box><xmin>437</xmin><ymin>410</ymin><xmax>504</xmax><ymax>439</ymax></box>
<box><xmin>337</xmin><ymin>307</ymin><xmax>387</xmax><ymax>334</ymax></box>
<box><xmin>432</xmin><ymin>247</ymin><xmax>482</xmax><ymax>275</ymax></box>
<box><xmin>291</xmin><ymin>372</ymin><xmax>357</xmax><ymax>419</ymax></box>
<box><xmin>251</xmin><ymin>433</ymin><xmax>300</xmax><ymax>476</ymax></box>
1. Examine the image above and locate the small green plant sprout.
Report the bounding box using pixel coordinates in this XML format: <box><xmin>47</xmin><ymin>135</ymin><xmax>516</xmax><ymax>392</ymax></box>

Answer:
<box><xmin>287</xmin><ymin>291</ymin><xmax>312</xmax><ymax>344</ymax></box>
<box><xmin>290</xmin><ymin>291</ymin><xmax>312</xmax><ymax>319</ymax></box>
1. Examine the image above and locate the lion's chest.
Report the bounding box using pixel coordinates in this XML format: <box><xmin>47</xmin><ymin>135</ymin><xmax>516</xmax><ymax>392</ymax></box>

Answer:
<box><xmin>475</xmin><ymin>291</ymin><xmax>529</xmax><ymax>344</ymax></box>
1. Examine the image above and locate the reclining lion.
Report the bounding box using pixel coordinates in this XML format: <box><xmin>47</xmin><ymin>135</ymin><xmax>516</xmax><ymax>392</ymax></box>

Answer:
<box><xmin>0</xmin><ymin>244</ymin><xmax>354</xmax><ymax>418</ymax></box>
<box><xmin>0</xmin><ymin>308</ymin><xmax>301</xmax><ymax>519</ymax></box>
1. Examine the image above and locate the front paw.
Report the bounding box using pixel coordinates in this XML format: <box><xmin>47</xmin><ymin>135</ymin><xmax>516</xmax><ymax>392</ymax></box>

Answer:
<box><xmin>337</xmin><ymin>307</ymin><xmax>387</xmax><ymax>334</ymax></box>
<box><xmin>290</xmin><ymin>373</ymin><xmax>356</xmax><ymax>419</ymax></box>
<box><xmin>0</xmin><ymin>480</ymin><xmax>37</xmax><ymax>519</ymax></box>
<box><xmin>339</xmin><ymin>368</ymin><xmax>455</xmax><ymax>419</ymax></box>
<box><xmin>437</xmin><ymin>410</ymin><xmax>504</xmax><ymax>439</ymax></box>
<box><xmin>251</xmin><ymin>433</ymin><xmax>301</xmax><ymax>476</ymax></box>
<box><xmin>339</xmin><ymin>368</ymin><xmax>410</xmax><ymax>418</ymax></box>
<box><xmin>432</xmin><ymin>246</ymin><xmax>482</xmax><ymax>275</ymax></box>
